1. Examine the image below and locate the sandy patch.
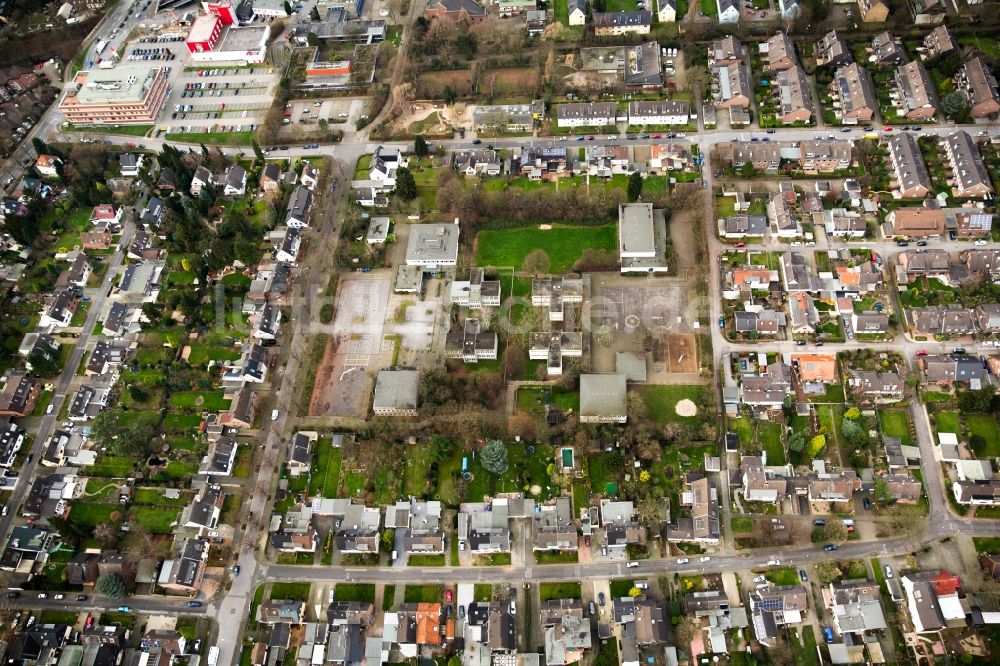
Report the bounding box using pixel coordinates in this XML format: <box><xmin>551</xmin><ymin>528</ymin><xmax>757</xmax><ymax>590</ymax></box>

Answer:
<box><xmin>675</xmin><ymin>399</ymin><xmax>697</xmax><ymax>417</ymax></box>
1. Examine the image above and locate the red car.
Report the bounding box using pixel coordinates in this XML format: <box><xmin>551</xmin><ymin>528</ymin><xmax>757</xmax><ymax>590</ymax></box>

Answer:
<box><xmin>883</xmin><ymin>126</ymin><xmax>894</xmax><ymax>132</ymax></box>
<box><xmin>652</xmin><ymin>133</ymin><xmax>662</xmax><ymax>138</ymax></box>
<box><xmin>85</xmin><ymin>616</ymin><xmax>94</xmax><ymax>630</ymax></box>
<box><xmin>735</xmin><ymin>242</ymin><xmax>746</xmax><ymax>248</ymax></box>
<box><xmin>445</xmin><ymin>590</ymin><xmax>453</xmax><ymax>603</ymax></box>
<box><xmin>916</xmin><ymin>350</ymin><xmax>928</xmax><ymax>357</ymax></box>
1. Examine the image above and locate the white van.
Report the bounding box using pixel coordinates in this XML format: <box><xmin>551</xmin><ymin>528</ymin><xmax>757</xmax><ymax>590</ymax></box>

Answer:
<box><xmin>271</xmin><ymin>409</ymin><xmax>279</xmax><ymax>421</ymax></box>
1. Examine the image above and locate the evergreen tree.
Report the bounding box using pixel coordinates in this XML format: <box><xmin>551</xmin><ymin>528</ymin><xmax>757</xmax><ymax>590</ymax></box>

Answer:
<box><xmin>480</xmin><ymin>439</ymin><xmax>508</xmax><ymax>475</ymax></box>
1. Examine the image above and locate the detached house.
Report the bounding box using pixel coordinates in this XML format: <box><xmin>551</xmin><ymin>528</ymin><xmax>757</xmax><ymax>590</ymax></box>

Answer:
<box><xmin>384</xmin><ymin>498</ymin><xmax>445</xmax><ymax>554</ymax></box>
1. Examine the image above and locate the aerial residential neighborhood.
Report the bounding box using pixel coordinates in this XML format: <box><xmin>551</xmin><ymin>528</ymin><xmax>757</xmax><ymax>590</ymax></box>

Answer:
<box><xmin>1</xmin><ymin>0</ymin><xmax>1000</xmax><ymax>664</ymax></box>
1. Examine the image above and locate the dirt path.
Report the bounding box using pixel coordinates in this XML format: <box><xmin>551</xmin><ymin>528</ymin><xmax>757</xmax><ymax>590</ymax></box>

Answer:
<box><xmin>307</xmin><ymin>336</ymin><xmax>339</xmax><ymax>417</ymax></box>
<box><xmin>669</xmin><ymin>209</ymin><xmax>699</xmax><ymax>272</ymax></box>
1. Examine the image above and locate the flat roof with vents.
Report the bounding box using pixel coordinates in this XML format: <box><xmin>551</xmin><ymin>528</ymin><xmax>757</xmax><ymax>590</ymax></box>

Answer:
<box><xmin>405</xmin><ymin>223</ymin><xmax>460</xmax><ymax>267</ymax></box>
<box><xmin>69</xmin><ymin>64</ymin><xmax>162</xmax><ymax>105</ymax></box>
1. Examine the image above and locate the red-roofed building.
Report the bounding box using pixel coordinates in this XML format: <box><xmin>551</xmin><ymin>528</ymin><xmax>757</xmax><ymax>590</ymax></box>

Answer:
<box><xmin>91</xmin><ymin>204</ymin><xmax>122</xmax><ymax>227</ymax></box>
<box><xmin>186</xmin><ymin>14</ymin><xmax>223</xmax><ymax>54</ymax></box>
<box><xmin>931</xmin><ymin>571</ymin><xmax>960</xmax><ymax>596</ymax></box>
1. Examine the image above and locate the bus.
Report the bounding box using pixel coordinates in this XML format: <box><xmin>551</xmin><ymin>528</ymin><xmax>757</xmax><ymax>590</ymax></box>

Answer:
<box><xmin>94</xmin><ymin>39</ymin><xmax>108</xmax><ymax>55</ymax></box>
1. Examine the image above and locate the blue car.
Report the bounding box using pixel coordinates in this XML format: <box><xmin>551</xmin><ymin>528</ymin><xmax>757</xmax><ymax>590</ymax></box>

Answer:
<box><xmin>823</xmin><ymin>626</ymin><xmax>834</xmax><ymax>643</ymax></box>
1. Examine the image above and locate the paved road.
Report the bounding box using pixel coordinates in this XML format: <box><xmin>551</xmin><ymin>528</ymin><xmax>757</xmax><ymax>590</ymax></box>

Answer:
<box><xmin>0</xmin><ymin>222</ymin><xmax>135</xmax><ymax>541</ymax></box>
<box><xmin>3</xmin><ymin>18</ymin><xmax>1000</xmax><ymax>658</ymax></box>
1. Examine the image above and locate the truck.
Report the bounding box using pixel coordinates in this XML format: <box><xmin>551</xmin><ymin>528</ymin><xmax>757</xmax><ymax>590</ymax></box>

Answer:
<box><xmin>207</xmin><ymin>647</ymin><xmax>220</xmax><ymax>666</ymax></box>
<box><xmin>98</xmin><ymin>60</ymin><xmax>115</xmax><ymax>69</ymax></box>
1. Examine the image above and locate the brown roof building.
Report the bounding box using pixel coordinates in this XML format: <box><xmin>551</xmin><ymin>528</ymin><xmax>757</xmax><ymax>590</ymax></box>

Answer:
<box><xmin>957</xmin><ymin>57</ymin><xmax>1000</xmax><ymax>118</ymax></box>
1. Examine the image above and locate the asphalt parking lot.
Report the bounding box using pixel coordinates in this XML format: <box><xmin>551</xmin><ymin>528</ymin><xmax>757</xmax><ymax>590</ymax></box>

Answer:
<box><xmin>288</xmin><ymin>99</ymin><xmax>353</xmax><ymax>124</ymax></box>
<box><xmin>159</xmin><ymin>65</ymin><xmax>279</xmax><ymax>135</ymax></box>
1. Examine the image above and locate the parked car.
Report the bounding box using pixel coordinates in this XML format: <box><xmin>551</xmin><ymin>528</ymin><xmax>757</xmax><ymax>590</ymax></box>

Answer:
<box><xmin>187</xmin><ymin>601</ymin><xmax>203</xmax><ymax>607</ymax></box>
<box><xmin>76</xmin><ymin>595</ymin><xmax>88</xmax><ymax>601</ymax></box>
<box><xmin>799</xmin><ymin>570</ymin><xmax>808</xmax><ymax>582</ymax></box>
<box><xmin>626</xmin><ymin>561</ymin><xmax>639</xmax><ymax>568</ymax></box>
<box><xmin>767</xmin><ymin>559</ymin><xmax>781</xmax><ymax>566</ymax></box>
<box><xmin>823</xmin><ymin>626</ymin><xmax>834</xmax><ymax>643</ymax></box>
<box><xmin>598</xmin><ymin>592</ymin><xmax>605</xmax><ymax>606</ymax></box>
<box><xmin>676</xmin><ymin>558</ymin><xmax>689</xmax><ymax>564</ymax></box>
<box><xmin>823</xmin><ymin>544</ymin><xmax>838</xmax><ymax>552</ymax></box>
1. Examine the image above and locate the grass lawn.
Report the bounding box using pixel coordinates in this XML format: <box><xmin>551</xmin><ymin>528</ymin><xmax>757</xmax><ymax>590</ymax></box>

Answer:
<box><xmin>167</xmin><ymin>130</ymin><xmax>255</xmax><ymax>146</ymax></box>
<box><xmin>728</xmin><ymin>416</ymin><xmax>752</xmax><ymax>446</ymax></box>
<box><xmin>609</xmin><ymin>580</ymin><xmax>636</xmax><ymax>597</ymax></box>
<box><xmin>878</xmin><ymin>409</ymin><xmax>912</xmax><ymax>444</ymax></box>
<box><xmin>640</xmin><ymin>385</ymin><xmax>707</xmax><ymax>425</ymax></box>
<box><xmin>334</xmin><ymin>584</ymin><xmax>375</xmax><ymax>603</ymax></box>
<box><xmin>408</xmin><ymin>554</ymin><xmax>445</xmax><ymax>566</ymax></box>
<box><xmin>382</xmin><ymin>585</ymin><xmax>396</xmax><ymax>610</ymax></box>
<box><xmin>756</xmin><ymin>421</ymin><xmax>785</xmax><ymax>466</ymax></box>
<box><xmin>791</xmin><ymin>626</ymin><xmax>821</xmax><ymax>666</ymax></box>
<box><xmin>68</xmin><ymin>503</ymin><xmax>120</xmax><ymax>529</ymax></box>
<box><xmin>169</xmin><ymin>391</ymin><xmax>231</xmax><ymax>411</ymax></box>
<box><xmin>474</xmin><ymin>553</ymin><xmax>512</xmax><ymax>566</ymax></box>
<box><xmin>535</xmin><ymin>551</ymin><xmax>579</xmax><ymax>564</ymax></box>
<box><xmin>934</xmin><ymin>411</ymin><xmax>959</xmax><ymax>434</ymax></box>
<box><xmin>968</xmin><ymin>414</ymin><xmax>1000</xmax><ymax>457</ymax></box>
<box><xmin>539</xmin><ymin>582</ymin><xmax>582</xmax><ymax>601</ymax></box>
<box><xmin>554</xmin><ymin>0</ymin><xmax>568</xmax><ymax>22</ymax></box>
<box><xmin>596</xmin><ymin>638</ymin><xmax>618</xmax><ymax>666</ymax></box>
<box><xmin>403</xmin><ymin>444</ymin><xmax>432</xmax><ymax>497</ymax></box>
<box><xmin>269</xmin><ymin>582</ymin><xmax>312</xmax><ymax>601</ymax></box>
<box><xmin>923</xmin><ymin>390</ymin><xmax>953</xmax><ymax>403</ymax></box>
<box><xmin>699</xmin><ymin>0</ymin><xmax>717</xmax><ymax>16</ymax></box>
<box><xmin>973</xmin><ymin>537</ymin><xmax>1000</xmax><ymax>554</ymax></box>
<box><xmin>765</xmin><ymin>567</ymin><xmax>799</xmax><ymax>586</ymax></box>
<box><xmin>474</xmin><ymin>584</ymin><xmax>493</xmax><ymax>601</ymax></box>
<box><xmin>128</xmin><ymin>506</ymin><xmax>179</xmax><ymax>534</ymax></box>
<box><xmin>40</xmin><ymin>610</ymin><xmax>80</xmax><ymax>625</ymax></box>
<box><xmin>605</xmin><ymin>0</ymin><xmax>637</xmax><ymax>9</ymax></box>
<box><xmin>131</xmin><ymin>488</ymin><xmax>191</xmax><ymax>506</ymax></box>
<box><xmin>90</xmin><ymin>456</ymin><xmax>134</xmax><ymax>477</ymax></box>
<box><xmin>731</xmin><ymin>516</ymin><xmax>755</xmax><ymax>533</ymax></box>
<box><xmin>475</xmin><ymin>224</ymin><xmax>617</xmax><ymax>274</ymax></box>
<box><xmin>404</xmin><ymin>584</ymin><xmax>442</xmax><ymax>603</ymax></box>
<box><xmin>308</xmin><ymin>443</ymin><xmax>343</xmax><ymax>497</ymax></box>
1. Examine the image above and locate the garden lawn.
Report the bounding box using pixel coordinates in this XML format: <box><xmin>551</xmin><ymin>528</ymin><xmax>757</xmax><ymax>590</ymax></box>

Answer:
<box><xmin>90</xmin><ymin>456</ymin><xmax>134</xmax><ymax>477</ymax></box>
<box><xmin>756</xmin><ymin>422</ymin><xmax>785</xmax><ymax>466</ymax></box>
<box><xmin>269</xmin><ymin>582</ymin><xmax>312</xmax><ymax>601</ymax></box>
<box><xmin>878</xmin><ymin>409</ymin><xmax>911</xmax><ymax>444</ymax></box>
<box><xmin>765</xmin><ymin>567</ymin><xmax>799</xmax><ymax>586</ymax></box>
<box><xmin>535</xmin><ymin>551</ymin><xmax>579</xmax><ymax>564</ymax></box>
<box><xmin>308</xmin><ymin>443</ymin><xmax>343</xmax><ymax>497</ymax></box>
<box><xmin>334</xmin><ymin>584</ymin><xmax>375</xmax><ymax>603</ymax></box>
<box><xmin>934</xmin><ymin>411</ymin><xmax>959</xmax><ymax>434</ymax></box>
<box><xmin>169</xmin><ymin>391</ymin><xmax>231</xmax><ymax>411</ymax></box>
<box><xmin>640</xmin><ymin>385</ymin><xmax>706</xmax><ymax>425</ymax></box>
<box><xmin>968</xmin><ymin>414</ymin><xmax>1000</xmax><ymax>457</ymax></box>
<box><xmin>404</xmin><ymin>585</ymin><xmax>442</xmax><ymax>603</ymax></box>
<box><xmin>539</xmin><ymin>582</ymin><xmax>582</xmax><ymax>601</ymax></box>
<box><xmin>129</xmin><ymin>506</ymin><xmax>180</xmax><ymax>534</ymax></box>
<box><xmin>404</xmin><ymin>444</ymin><xmax>432</xmax><ymax>497</ymax></box>
<box><xmin>475</xmin><ymin>224</ymin><xmax>617</xmax><ymax>274</ymax></box>
<box><xmin>68</xmin><ymin>503</ymin><xmax>120</xmax><ymax>529</ymax></box>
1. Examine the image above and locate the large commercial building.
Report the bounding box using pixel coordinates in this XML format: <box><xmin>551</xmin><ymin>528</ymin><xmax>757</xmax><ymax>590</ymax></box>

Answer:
<box><xmin>58</xmin><ymin>65</ymin><xmax>169</xmax><ymax>125</ymax></box>
<box><xmin>190</xmin><ymin>24</ymin><xmax>269</xmax><ymax>63</ymax></box>
<box><xmin>618</xmin><ymin>203</ymin><xmax>668</xmax><ymax>273</ymax></box>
